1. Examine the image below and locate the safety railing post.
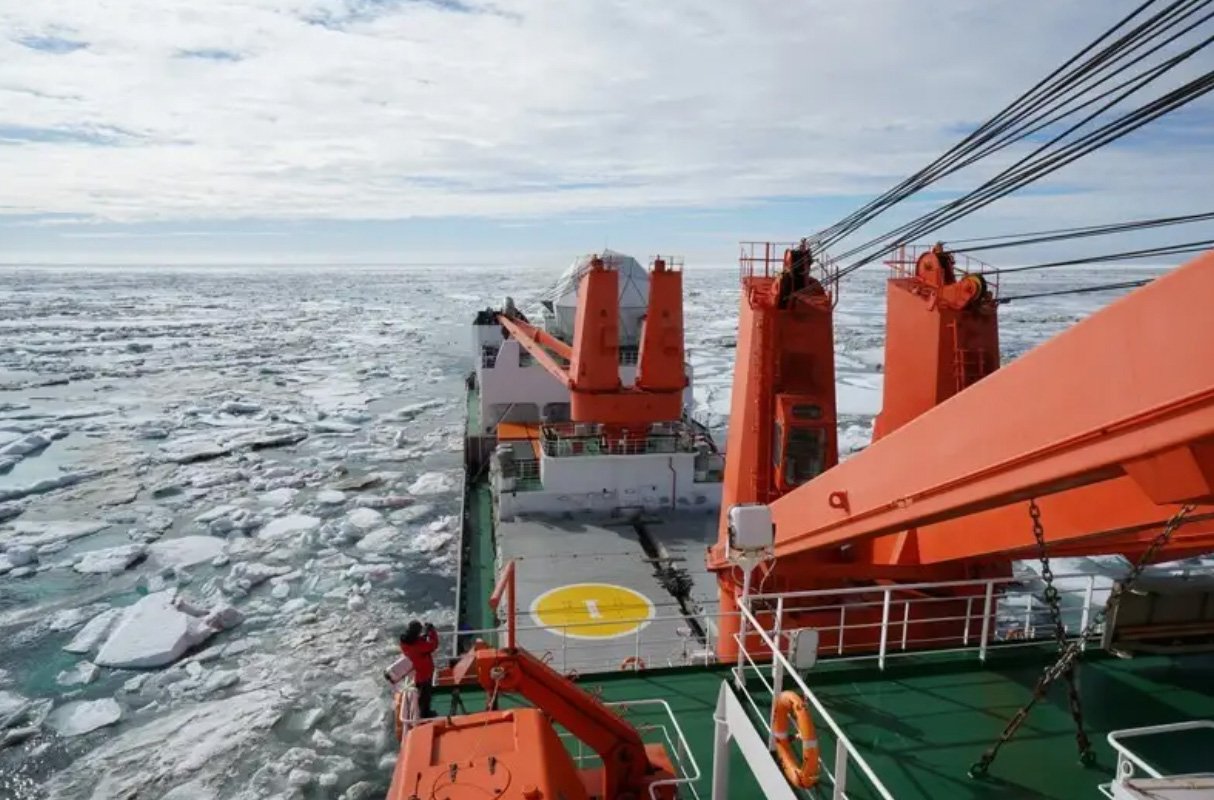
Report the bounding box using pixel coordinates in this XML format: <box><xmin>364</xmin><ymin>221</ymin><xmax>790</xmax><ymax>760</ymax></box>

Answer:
<box><xmin>1081</xmin><ymin>574</ymin><xmax>1095</xmax><ymax>651</ymax></box>
<box><xmin>735</xmin><ymin>566</ymin><xmax>754</xmax><ymax>685</ymax></box>
<box><xmin>832</xmin><ymin>742</ymin><xmax>849</xmax><ymax>800</ymax></box>
<box><xmin>878</xmin><ymin>590</ymin><xmax>892</xmax><ymax>671</ymax></box>
<box><xmin>901</xmin><ymin>600</ymin><xmax>910</xmax><ymax>650</ymax></box>
<box><xmin>768</xmin><ymin>596</ymin><xmax>786</xmax><ymax>749</ymax></box>
<box><xmin>978</xmin><ymin>580</ymin><xmax>994</xmax><ymax>663</ymax></box>
<box><xmin>634</xmin><ymin>624</ymin><xmax>642</xmax><ymax>670</ymax></box>
<box><xmin>963</xmin><ymin>597</ymin><xmax>973</xmax><ymax>645</ymax></box>
<box><xmin>1025</xmin><ymin>594</ymin><xmax>1033</xmax><ymax>639</ymax></box>
<box><xmin>838</xmin><ymin>606</ymin><xmax>846</xmax><ymax>655</ymax></box>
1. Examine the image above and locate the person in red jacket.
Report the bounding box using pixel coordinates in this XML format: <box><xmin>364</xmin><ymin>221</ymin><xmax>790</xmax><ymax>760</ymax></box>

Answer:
<box><xmin>399</xmin><ymin>620</ymin><xmax>439</xmax><ymax>718</ymax></box>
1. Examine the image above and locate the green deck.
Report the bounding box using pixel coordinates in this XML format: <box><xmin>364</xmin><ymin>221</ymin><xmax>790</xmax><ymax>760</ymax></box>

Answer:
<box><xmin>456</xmin><ymin>375</ymin><xmax>1214</xmax><ymax>798</ymax></box>
<box><xmin>437</xmin><ymin>646</ymin><xmax>1214</xmax><ymax>799</ymax></box>
<box><xmin>462</xmin><ymin>482</ymin><xmax>496</xmax><ymax>634</ymax></box>
<box><xmin>805</xmin><ymin>644</ymin><xmax>1214</xmax><ymax>799</ymax></box>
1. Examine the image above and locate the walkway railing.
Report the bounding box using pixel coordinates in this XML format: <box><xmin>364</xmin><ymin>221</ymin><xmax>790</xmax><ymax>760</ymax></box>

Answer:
<box><xmin>559</xmin><ymin>698</ymin><xmax>702</xmax><ymax>800</ymax></box>
<box><xmin>1099</xmin><ymin>720</ymin><xmax>1214</xmax><ymax>797</ymax></box>
<box><xmin>735</xmin><ymin>599</ymin><xmax>896</xmax><ymax>800</ymax></box>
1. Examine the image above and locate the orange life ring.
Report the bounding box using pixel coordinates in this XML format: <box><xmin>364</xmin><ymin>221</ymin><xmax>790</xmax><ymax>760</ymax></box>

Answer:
<box><xmin>392</xmin><ymin>690</ymin><xmax>404</xmax><ymax>741</ymax></box>
<box><xmin>772</xmin><ymin>690</ymin><xmax>820</xmax><ymax>789</ymax></box>
<box><xmin>620</xmin><ymin>656</ymin><xmax>646</xmax><ymax>672</ymax></box>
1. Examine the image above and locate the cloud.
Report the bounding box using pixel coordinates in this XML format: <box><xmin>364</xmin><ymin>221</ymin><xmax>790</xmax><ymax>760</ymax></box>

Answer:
<box><xmin>0</xmin><ymin>0</ymin><xmax>1210</xmax><ymax>234</ymax></box>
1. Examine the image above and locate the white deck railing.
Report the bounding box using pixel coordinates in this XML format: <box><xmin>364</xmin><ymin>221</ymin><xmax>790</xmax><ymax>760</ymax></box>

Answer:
<box><xmin>1098</xmin><ymin>720</ymin><xmax>1214</xmax><ymax>798</ymax></box>
<box><xmin>559</xmin><ymin>698</ymin><xmax>702</xmax><ymax>800</ymax></box>
<box><xmin>734</xmin><ymin>599</ymin><xmax>896</xmax><ymax>800</ymax></box>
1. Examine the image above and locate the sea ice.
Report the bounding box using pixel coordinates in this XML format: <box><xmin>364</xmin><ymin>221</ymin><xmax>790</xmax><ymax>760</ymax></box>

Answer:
<box><xmin>148</xmin><ymin>536</ymin><xmax>227</xmax><ymax>568</ymax></box>
<box><xmin>6</xmin><ymin>519</ymin><xmax>109</xmax><ymax>548</ymax></box>
<box><xmin>57</xmin><ymin>660</ymin><xmax>100</xmax><ymax>686</ymax></box>
<box><xmin>74</xmin><ymin>543</ymin><xmax>147</xmax><ymax>574</ymax></box>
<box><xmin>355</xmin><ymin>526</ymin><xmax>399</xmax><ymax>553</ymax></box>
<box><xmin>317</xmin><ymin>489</ymin><xmax>347</xmax><ymax>505</ymax></box>
<box><xmin>258</xmin><ymin>513</ymin><xmax>320</xmax><ymax>540</ymax></box>
<box><xmin>42</xmin><ymin>689</ymin><xmax>286</xmax><ymax>799</ymax></box>
<box><xmin>258</xmin><ymin>487</ymin><xmax>297</xmax><ymax>507</ymax></box>
<box><xmin>407</xmin><ymin>471</ymin><xmax>454</xmax><ymax>496</ymax></box>
<box><xmin>64</xmin><ymin>607</ymin><xmax>124</xmax><ymax>654</ymax></box>
<box><xmin>94</xmin><ymin>590</ymin><xmax>224</xmax><ymax>668</ymax></box>
<box><xmin>47</xmin><ymin>697</ymin><xmax>123</xmax><ymax>736</ymax></box>
<box><xmin>343</xmin><ymin>507</ymin><xmax>383</xmax><ymax>534</ymax></box>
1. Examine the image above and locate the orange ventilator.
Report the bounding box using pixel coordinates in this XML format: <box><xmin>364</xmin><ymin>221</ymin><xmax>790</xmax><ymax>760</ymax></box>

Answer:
<box><xmin>772</xmin><ymin>690</ymin><xmax>820</xmax><ymax>789</ymax></box>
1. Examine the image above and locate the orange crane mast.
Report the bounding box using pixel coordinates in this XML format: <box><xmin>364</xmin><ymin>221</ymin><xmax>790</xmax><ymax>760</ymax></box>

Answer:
<box><xmin>710</xmin><ymin>245</ymin><xmax>1214</xmax><ymax>659</ymax></box>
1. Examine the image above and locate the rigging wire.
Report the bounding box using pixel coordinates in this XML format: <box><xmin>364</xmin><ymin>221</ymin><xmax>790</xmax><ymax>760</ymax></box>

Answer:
<box><xmin>986</xmin><ymin>238</ymin><xmax>1214</xmax><ymax>273</ymax></box>
<box><xmin>998</xmin><ymin>278</ymin><xmax>1155</xmax><ymax>303</ymax></box>
<box><xmin>811</xmin><ymin>0</ymin><xmax>1169</xmax><ymax>248</ymax></box>
<box><xmin>814</xmin><ymin>0</ymin><xmax>1213</xmax><ymax>251</ymax></box>
<box><xmin>943</xmin><ymin>210</ymin><xmax>1214</xmax><ymax>246</ymax></box>
<box><xmin>831</xmin><ymin>67</ymin><xmax>1214</xmax><ymax>277</ymax></box>
<box><xmin>951</xmin><ymin>210</ymin><xmax>1214</xmax><ymax>252</ymax></box>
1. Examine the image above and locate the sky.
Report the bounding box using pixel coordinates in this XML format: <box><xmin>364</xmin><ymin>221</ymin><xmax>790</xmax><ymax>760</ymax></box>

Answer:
<box><xmin>1</xmin><ymin>0</ymin><xmax>1212</xmax><ymax>266</ymax></box>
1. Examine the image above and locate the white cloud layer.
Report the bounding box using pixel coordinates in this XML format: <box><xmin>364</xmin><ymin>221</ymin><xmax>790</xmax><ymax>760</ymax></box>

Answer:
<box><xmin>0</xmin><ymin>0</ymin><xmax>1211</xmax><ymax>225</ymax></box>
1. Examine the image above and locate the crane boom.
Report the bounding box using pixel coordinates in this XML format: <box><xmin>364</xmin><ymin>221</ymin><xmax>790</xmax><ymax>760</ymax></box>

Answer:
<box><xmin>768</xmin><ymin>250</ymin><xmax>1214</xmax><ymax>559</ymax></box>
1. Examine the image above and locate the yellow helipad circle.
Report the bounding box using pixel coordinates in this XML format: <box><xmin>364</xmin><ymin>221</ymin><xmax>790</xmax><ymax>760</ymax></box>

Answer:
<box><xmin>530</xmin><ymin>583</ymin><xmax>655</xmax><ymax>639</ymax></box>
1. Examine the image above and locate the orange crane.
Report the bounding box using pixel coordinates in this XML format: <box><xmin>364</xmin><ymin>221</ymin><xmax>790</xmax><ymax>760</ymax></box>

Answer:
<box><xmin>496</xmin><ymin>255</ymin><xmax>686</xmax><ymax>434</ymax></box>
<box><xmin>710</xmin><ymin>245</ymin><xmax>1214</xmax><ymax>658</ymax></box>
<box><xmin>388</xmin><ymin>566</ymin><xmax>678</xmax><ymax>800</ymax></box>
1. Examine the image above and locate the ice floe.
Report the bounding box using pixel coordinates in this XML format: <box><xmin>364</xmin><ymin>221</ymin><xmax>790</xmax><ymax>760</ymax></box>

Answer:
<box><xmin>406</xmin><ymin>471</ymin><xmax>455</xmax><ymax>496</ymax></box>
<box><xmin>258</xmin><ymin>513</ymin><xmax>320</xmax><ymax>540</ymax></box>
<box><xmin>63</xmin><ymin>608</ymin><xmax>124</xmax><ymax>654</ymax></box>
<box><xmin>47</xmin><ymin>698</ymin><xmax>122</xmax><ymax>737</ymax></box>
<box><xmin>148</xmin><ymin>536</ymin><xmax>227</xmax><ymax>569</ymax></box>
<box><xmin>94</xmin><ymin>590</ymin><xmax>233</xmax><ymax>669</ymax></box>
<box><xmin>73</xmin><ymin>544</ymin><xmax>147</xmax><ymax>574</ymax></box>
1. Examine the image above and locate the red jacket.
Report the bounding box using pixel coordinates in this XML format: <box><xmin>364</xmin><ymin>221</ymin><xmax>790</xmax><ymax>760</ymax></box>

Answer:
<box><xmin>400</xmin><ymin>628</ymin><xmax>438</xmax><ymax>683</ymax></box>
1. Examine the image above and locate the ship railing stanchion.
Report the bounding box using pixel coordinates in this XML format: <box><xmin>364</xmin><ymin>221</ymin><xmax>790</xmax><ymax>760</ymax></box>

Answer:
<box><xmin>838</xmin><ymin>606</ymin><xmax>846</xmax><ymax>655</ymax></box>
<box><xmin>963</xmin><ymin>597</ymin><xmax>973</xmax><ymax>645</ymax></box>
<box><xmin>878</xmin><ymin>589</ymin><xmax>891</xmax><ymax>671</ymax></box>
<box><xmin>901</xmin><ymin>600</ymin><xmax>911</xmax><ymax>650</ymax></box>
<box><xmin>1080</xmin><ymin>575</ymin><xmax>1095</xmax><ymax>651</ymax></box>
<box><xmin>711</xmin><ymin>688</ymin><xmax>731</xmax><ymax>800</ymax></box>
<box><xmin>1025</xmin><ymin>594</ymin><xmax>1033</xmax><ymax>639</ymax></box>
<box><xmin>978</xmin><ymin>579</ymin><xmax>995</xmax><ymax>662</ymax></box>
<box><xmin>832</xmin><ymin>743</ymin><xmax>849</xmax><ymax>800</ymax></box>
<box><xmin>634</xmin><ymin>623</ymin><xmax>642</xmax><ymax>669</ymax></box>
<box><xmin>767</xmin><ymin>595</ymin><xmax>786</xmax><ymax>749</ymax></box>
<box><xmin>734</xmin><ymin>564</ymin><xmax>755</xmax><ymax>687</ymax></box>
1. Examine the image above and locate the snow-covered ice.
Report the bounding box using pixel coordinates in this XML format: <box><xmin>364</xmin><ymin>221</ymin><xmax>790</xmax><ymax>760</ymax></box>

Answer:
<box><xmin>257</xmin><ymin>513</ymin><xmax>321</xmax><ymax>540</ymax></box>
<box><xmin>46</xmin><ymin>698</ymin><xmax>122</xmax><ymax>737</ymax></box>
<box><xmin>63</xmin><ymin>608</ymin><xmax>124</xmax><ymax>654</ymax></box>
<box><xmin>73</xmin><ymin>544</ymin><xmax>147</xmax><ymax>575</ymax></box>
<box><xmin>93</xmin><ymin>591</ymin><xmax>225</xmax><ymax>669</ymax></box>
<box><xmin>147</xmin><ymin>536</ymin><xmax>227</xmax><ymax>569</ymax></box>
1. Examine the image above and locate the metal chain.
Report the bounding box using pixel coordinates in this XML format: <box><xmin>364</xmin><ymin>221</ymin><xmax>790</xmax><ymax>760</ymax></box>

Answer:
<box><xmin>1027</xmin><ymin>500</ymin><xmax>1095</xmax><ymax>763</ymax></box>
<box><xmin>969</xmin><ymin>502</ymin><xmax>1195</xmax><ymax>778</ymax></box>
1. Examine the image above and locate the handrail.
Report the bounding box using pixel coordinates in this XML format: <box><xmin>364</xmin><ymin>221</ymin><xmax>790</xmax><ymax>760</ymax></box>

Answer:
<box><xmin>1107</xmin><ymin>720</ymin><xmax>1214</xmax><ymax>781</ymax></box>
<box><xmin>489</xmin><ymin>560</ymin><xmax>517</xmax><ymax>649</ymax></box>
<box><xmin>736</xmin><ymin>600</ymin><xmax>896</xmax><ymax>800</ymax></box>
<box><xmin>747</xmin><ymin>567</ymin><xmax>1161</xmax><ymax>602</ymax></box>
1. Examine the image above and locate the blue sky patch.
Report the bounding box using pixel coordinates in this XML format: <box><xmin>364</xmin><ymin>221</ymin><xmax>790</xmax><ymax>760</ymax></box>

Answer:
<box><xmin>17</xmin><ymin>35</ymin><xmax>87</xmax><ymax>54</ymax></box>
